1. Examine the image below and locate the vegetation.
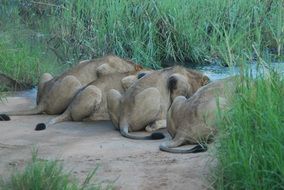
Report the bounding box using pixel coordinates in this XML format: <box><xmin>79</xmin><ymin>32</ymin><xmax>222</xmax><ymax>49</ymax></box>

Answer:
<box><xmin>0</xmin><ymin>2</ymin><xmax>62</xmax><ymax>85</ymax></box>
<box><xmin>0</xmin><ymin>27</ymin><xmax>62</xmax><ymax>85</ymax></box>
<box><xmin>0</xmin><ymin>150</ymin><xmax>113</xmax><ymax>190</ymax></box>
<box><xmin>214</xmin><ymin>65</ymin><xmax>284</xmax><ymax>190</ymax></box>
<box><xmin>0</xmin><ymin>0</ymin><xmax>283</xmax><ymax>85</ymax></box>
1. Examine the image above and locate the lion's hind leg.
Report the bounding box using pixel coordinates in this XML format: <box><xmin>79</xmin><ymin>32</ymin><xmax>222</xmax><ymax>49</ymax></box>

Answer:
<box><xmin>37</xmin><ymin>73</ymin><xmax>53</xmax><ymax>104</ymax></box>
<box><xmin>45</xmin><ymin>75</ymin><xmax>82</xmax><ymax>114</ymax></box>
<box><xmin>69</xmin><ymin>85</ymin><xmax>102</xmax><ymax>121</ymax></box>
<box><xmin>35</xmin><ymin>85</ymin><xmax>102</xmax><ymax>131</ymax></box>
<box><xmin>131</xmin><ymin>87</ymin><xmax>161</xmax><ymax>130</ymax></box>
<box><xmin>107</xmin><ymin>89</ymin><xmax>122</xmax><ymax>129</ymax></box>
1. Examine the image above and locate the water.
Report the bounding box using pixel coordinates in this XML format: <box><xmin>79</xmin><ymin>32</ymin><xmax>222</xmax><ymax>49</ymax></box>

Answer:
<box><xmin>193</xmin><ymin>64</ymin><xmax>239</xmax><ymax>81</ymax></box>
<box><xmin>4</xmin><ymin>87</ymin><xmax>37</xmax><ymax>99</ymax></box>
<box><xmin>193</xmin><ymin>62</ymin><xmax>284</xmax><ymax>81</ymax></box>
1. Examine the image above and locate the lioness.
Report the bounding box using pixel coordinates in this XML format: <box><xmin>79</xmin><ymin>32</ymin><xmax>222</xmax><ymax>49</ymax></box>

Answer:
<box><xmin>160</xmin><ymin>77</ymin><xmax>237</xmax><ymax>153</ymax></box>
<box><xmin>0</xmin><ymin>55</ymin><xmax>142</xmax><ymax>120</ymax></box>
<box><xmin>35</xmin><ymin>71</ymin><xmax>151</xmax><ymax>130</ymax></box>
<box><xmin>107</xmin><ymin>66</ymin><xmax>210</xmax><ymax>140</ymax></box>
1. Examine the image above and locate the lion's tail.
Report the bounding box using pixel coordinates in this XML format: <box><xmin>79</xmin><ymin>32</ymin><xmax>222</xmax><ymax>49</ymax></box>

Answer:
<box><xmin>159</xmin><ymin>143</ymin><xmax>208</xmax><ymax>154</ymax></box>
<box><xmin>35</xmin><ymin>110</ymin><xmax>71</xmax><ymax>131</ymax></box>
<box><xmin>119</xmin><ymin>119</ymin><xmax>164</xmax><ymax>140</ymax></box>
<box><xmin>0</xmin><ymin>105</ymin><xmax>44</xmax><ymax>121</ymax></box>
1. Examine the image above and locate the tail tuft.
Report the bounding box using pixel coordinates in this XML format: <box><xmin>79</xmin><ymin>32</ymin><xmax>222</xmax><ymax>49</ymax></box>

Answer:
<box><xmin>159</xmin><ymin>143</ymin><xmax>208</xmax><ymax>154</ymax></box>
<box><xmin>0</xmin><ymin>114</ymin><xmax>10</xmax><ymax>121</ymax></box>
<box><xmin>137</xmin><ymin>72</ymin><xmax>147</xmax><ymax>79</ymax></box>
<box><xmin>150</xmin><ymin>132</ymin><xmax>165</xmax><ymax>139</ymax></box>
<box><xmin>167</xmin><ymin>76</ymin><xmax>177</xmax><ymax>93</ymax></box>
<box><xmin>35</xmin><ymin>123</ymin><xmax>46</xmax><ymax>131</ymax></box>
<box><xmin>190</xmin><ymin>144</ymin><xmax>208</xmax><ymax>153</ymax></box>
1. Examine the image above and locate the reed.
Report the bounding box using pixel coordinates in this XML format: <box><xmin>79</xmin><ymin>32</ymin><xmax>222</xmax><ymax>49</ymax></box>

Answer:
<box><xmin>1</xmin><ymin>0</ymin><xmax>283</xmax><ymax>73</ymax></box>
<box><xmin>213</xmin><ymin>65</ymin><xmax>284</xmax><ymax>189</ymax></box>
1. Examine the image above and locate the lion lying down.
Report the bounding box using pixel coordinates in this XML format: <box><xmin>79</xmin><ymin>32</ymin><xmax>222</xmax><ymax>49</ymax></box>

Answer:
<box><xmin>35</xmin><ymin>71</ymin><xmax>150</xmax><ymax>130</ymax></box>
<box><xmin>0</xmin><ymin>55</ymin><xmax>142</xmax><ymax>120</ymax></box>
<box><xmin>107</xmin><ymin>66</ymin><xmax>209</xmax><ymax>140</ymax></box>
<box><xmin>160</xmin><ymin>77</ymin><xmax>237</xmax><ymax>153</ymax></box>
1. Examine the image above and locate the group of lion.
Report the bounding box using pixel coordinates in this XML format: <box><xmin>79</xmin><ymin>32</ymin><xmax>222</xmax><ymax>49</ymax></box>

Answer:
<box><xmin>0</xmin><ymin>55</ymin><xmax>237</xmax><ymax>153</ymax></box>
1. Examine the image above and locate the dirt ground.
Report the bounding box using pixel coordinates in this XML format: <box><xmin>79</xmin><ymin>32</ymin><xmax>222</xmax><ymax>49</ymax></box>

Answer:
<box><xmin>0</xmin><ymin>93</ymin><xmax>215</xmax><ymax>190</ymax></box>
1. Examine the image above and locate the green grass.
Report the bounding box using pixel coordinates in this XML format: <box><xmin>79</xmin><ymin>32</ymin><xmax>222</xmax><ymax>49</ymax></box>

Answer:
<box><xmin>0</xmin><ymin>150</ymin><xmax>113</xmax><ymax>190</ymax></box>
<box><xmin>0</xmin><ymin>22</ymin><xmax>65</xmax><ymax>86</ymax></box>
<box><xmin>1</xmin><ymin>0</ymin><xmax>283</xmax><ymax>72</ymax></box>
<box><xmin>213</xmin><ymin>66</ymin><xmax>284</xmax><ymax>189</ymax></box>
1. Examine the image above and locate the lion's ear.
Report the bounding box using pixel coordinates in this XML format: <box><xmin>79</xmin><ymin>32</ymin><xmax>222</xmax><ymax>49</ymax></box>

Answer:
<box><xmin>135</xmin><ymin>64</ymin><xmax>143</xmax><ymax>71</ymax></box>
<box><xmin>201</xmin><ymin>75</ymin><xmax>210</xmax><ymax>86</ymax></box>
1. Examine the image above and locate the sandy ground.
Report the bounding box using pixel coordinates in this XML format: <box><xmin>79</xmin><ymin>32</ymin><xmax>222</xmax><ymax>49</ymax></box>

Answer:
<box><xmin>0</xmin><ymin>94</ymin><xmax>214</xmax><ymax>190</ymax></box>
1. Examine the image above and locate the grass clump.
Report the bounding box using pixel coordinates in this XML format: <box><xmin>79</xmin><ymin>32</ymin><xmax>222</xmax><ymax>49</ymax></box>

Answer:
<box><xmin>0</xmin><ymin>150</ymin><xmax>113</xmax><ymax>190</ymax></box>
<box><xmin>1</xmin><ymin>0</ymin><xmax>283</xmax><ymax>70</ymax></box>
<box><xmin>214</xmin><ymin>66</ymin><xmax>284</xmax><ymax>189</ymax></box>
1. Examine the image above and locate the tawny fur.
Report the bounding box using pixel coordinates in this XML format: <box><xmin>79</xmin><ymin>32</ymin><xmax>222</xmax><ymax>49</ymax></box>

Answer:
<box><xmin>38</xmin><ymin>71</ymin><xmax>150</xmax><ymax>130</ymax></box>
<box><xmin>107</xmin><ymin>66</ymin><xmax>209</xmax><ymax>140</ymax></box>
<box><xmin>160</xmin><ymin>77</ymin><xmax>237</xmax><ymax>153</ymax></box>
<box><xmin>2</xmin><ymin>55</ymin><xmax>143</xmax><ymax>116</ymax></box>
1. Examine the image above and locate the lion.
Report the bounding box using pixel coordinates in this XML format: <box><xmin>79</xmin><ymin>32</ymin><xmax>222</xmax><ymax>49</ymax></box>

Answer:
<box><xmin>0</xmin><ymin>55</ymin><xmax>143</xmax><ymax>120</ymax></box>
<box><xmin>34</xmin><ymin>70</ymin><xmax>151</xmax><ymax>130</ymax></box>
<box><xmin>159</xmin><ymin>77</ymin><xmax>237</xmax><ymax>153</ymax></box>
<box><xmin>107</xmin><ymin>66</ymin><xmax>210</xmax><ymax>140</ymax></box>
